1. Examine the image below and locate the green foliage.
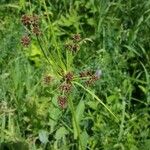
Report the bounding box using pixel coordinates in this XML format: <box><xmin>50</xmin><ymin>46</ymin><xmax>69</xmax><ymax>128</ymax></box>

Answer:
<box><xmin>0</xmin><ymin>0</ymin><xmax>150</xmax><ymax>150</ymax></box>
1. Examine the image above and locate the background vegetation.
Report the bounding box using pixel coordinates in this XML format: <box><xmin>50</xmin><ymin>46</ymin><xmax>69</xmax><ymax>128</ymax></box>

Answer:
<box><xmin>0</xmin><ymin>0</ymin><xmax>150</xmax><ymax>150</ymax></box>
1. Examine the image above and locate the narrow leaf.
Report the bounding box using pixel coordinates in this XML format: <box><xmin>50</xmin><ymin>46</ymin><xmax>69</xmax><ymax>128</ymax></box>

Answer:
<box><xmin>73</xmin><ymin>81</ymin><xmax>119</xmax><ymax>122</ymax></box>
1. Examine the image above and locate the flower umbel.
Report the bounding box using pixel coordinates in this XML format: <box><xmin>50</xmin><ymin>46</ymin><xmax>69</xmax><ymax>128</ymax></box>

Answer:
<box><xmin>72</xmin><ymin>34</ymin><xmax>81</xmax><ymax>42</ymax></box>
<box><xmin>43</xmin><ymin>75</ymin><xmax>52</xmax><ymax>85</ymax></box>
<box><xmin>21</xmin><ymin>35</ymin><xmax>30</xmax><ymax>47</ymax></box>
<box><xmin>21</xmin><ymin>15</ymin><xmax>31</xmax><ymax>26</ymax></box>
<box><xmin>32</xmin><ymin>26</ymin><xmax>41</xmax><ymax>36</ymax></box>
<box><xmin>60</xmin><ymin>83</ymin><xmax>72</xmax><ymax>93</ymax></box>
<box><xmin>64</xmin><ymin>72</ymin><xmax>74</xmax><ymax>83</ymax></box>
<box><xmin>30</xmin><ymin>15</ymin><xmax>39</xmax><ymax>26</ymax></box>
<box><xmin>58</xmin><ymin>96</ymin><xmax>67</xmax><ymax>109</ymax></box>
<box><xmin>66</xmin><ymin>43</ymin><xmax>80</xmax><ymax>52</ymax></box>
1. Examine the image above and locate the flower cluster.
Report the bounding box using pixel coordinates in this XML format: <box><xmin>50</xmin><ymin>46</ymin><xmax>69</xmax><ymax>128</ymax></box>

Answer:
<box><xmin>21</xmin><ymin>14</ymin><xmax>39</xmax><ymax>26</ymax></box>
<box><xmin>65</xmin><ymin>34</ymin><xmax>81</xmax><ymax>52</ymax></box>
<box><xmin>79</xmin><ymin>70</ymin><xmax>92</xmax><ymax>78</ymax></box>
<box><xmin>64</xmin><ymin>72</ymin><xmax>74</xmax><ymax>83</ymax></box>
<box><xmin>40</xmin><ymin>34</ymin><xmax>101</xmax><ymax>109</ymax></box>
<box><xmin>57</xmin><ymin>72</ymin><xmax>74</xmax><ymax>109</ymax></box>
<box><xmin>21</xmin><ymin>35</ymin><xmax>30</xmax><ymax>47</ymax></box>
<box><xmin>57</xmin><ymin>96</ymin><xmax>67</xmax><ymax>109</ymax></box>
<box><xmin>72</xmin><ymin>34</ymin><xmax>81</xmax><ymax>42</ymax></box>
<box><xmin>42</xmin><ymin>72</ymin><xmax>74</xmax><ymax>109</ymax></box>
<box><xmin>60</xmin><ymin>83</ymin><xmax>72</xmax><ymax>93</ymax></box>
<box><xmin>21</xmin><ymin>14</ymin><xmax>41</xmax><ymax>46</ymax></box>
<box><xmin>43</xmin><ymin>75</ymin><xmax>53</xmax><ymax>85</ymax></box>
<box><xmin>20</xmin><ymin>13</ymin><xmax>101</xmax><ymax>109</ymax></box>
<box><xmin>80</xmin><ymin>69</ymin><xmax>102</xmax><ymax>86</ymax></box>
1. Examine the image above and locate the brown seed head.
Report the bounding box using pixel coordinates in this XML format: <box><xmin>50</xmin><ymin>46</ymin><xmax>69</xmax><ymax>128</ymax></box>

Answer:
<box><xmin>80</xmin><ymin>70</ymin><xmax>92</xmax><ymax>78</ymax></box>
<box><xmin>72</xmin><ymin>44</ymin><xmax>80</xmax><ymax>52</ymax></box>
<box><xmin>86</xmin><ymin>75</ymin><xmax>99</xmax><ymax>86</ymax></box>
<box><xmin>60</xmin><ymin>83</ymin><xmax>72</xmax><ymax>93</ymax></box>
<box><xmin>80</xmin><ymin>72</ymin><xmax>87</xmax><ymax>78</ymax></box>
<box><xmin>21</xmin><ymin>35</ymin><xmax>30</xmax><ymax>47</ymax></box>
<box><xmin>32</xmin><ymin>26</ymin><xmax>41</xmax><ymax>36</ymax></box>
<box><xmin>58</xmin><ymin>96</ymin><xmax>67</xmax><ymax>109</ymax></box>
<box><xmin>21</xmin><ymin>15</ymin><xmax>31</xmax><ymax>26</ymax></box>
<box><xmin>65</xmin><ymin>43</ymin><xmax>72</xmax><ymax>49</ymax></box>
<box><xmin>72</xmin><ymin>34</ymin><xmax>81</xmax><ymax>42</ymax></box>
<box><xmin>64</xmin><ymin>72</ymin><xmax>74</xmax><ymax>83</ymax></box>
<box><xmin>31</xmin><ymin>15</ymin><xmax>39</xmax><ymax>26</ymax></box>
<box><xmin>65</xmin><ymin>43</ymin><xmax>80</xmax><ymax>52</ymax></box>
<box><xmin>43</xmin><ymin>75</ymin><xmax>52</xmax><ymax>85</ymax></box>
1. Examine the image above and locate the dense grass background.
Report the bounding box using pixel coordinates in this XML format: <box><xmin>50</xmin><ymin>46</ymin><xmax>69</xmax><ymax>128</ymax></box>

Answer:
<box><xmin>0</xmin><ymin>0</ymin><xmax>150</xmax><ymax>150</ymax></box>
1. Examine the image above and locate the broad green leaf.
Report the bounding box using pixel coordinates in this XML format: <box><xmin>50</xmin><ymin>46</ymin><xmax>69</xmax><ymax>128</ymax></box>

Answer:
<box><xmin>73</xmin><ymin>100</ymin><xmax>85</xmax><ymax>139</ymax></box>
<box><xmin>86</xmin><ymin>101</ymin><xmax>98</xmax><ymax>110</ymax></box>
<box><xmin>39</xmin><ymin>130</ymin><xmax>49</xmax><ymax>144</ymax></box>
<box><xmin>30</xmin><ymin>44</ymin><xmax>42</xmax><ymax>57</ymax></box>
<box><xmin>81</xmin><ymin>130</ymin><xmax>89</xmax><ymax>149</ymax></box>
<box><xmin>76</xmin><ymin>100</ymin><xmax>85</xmax><ymax>123</ymax></box>
<box><xmin>55</xmin><ymin>127</ymin><xmax>68</xmax><ymax>140</ymax></box>
<box><xmin>107</xmin><ymin>95</ymin><xmax>118</xmax><ymax>104</ymax></box>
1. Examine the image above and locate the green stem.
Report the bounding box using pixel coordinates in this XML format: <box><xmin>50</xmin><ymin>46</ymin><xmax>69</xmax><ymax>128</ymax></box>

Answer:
<box><xmin>118</xmin><ymin>100</ymin><xmax>126</xmax><ymax>141</ymax></box>
<box><xmin>43</xmin><ymin>0</ymin><xmax>51</xmax><ymax>24</ymax></box>
<box><xmin>68</xmin><ymin>97</ymin><xmax>84</xmax><ymax>150</ymax></box>
<box><xmin>36</xmin><ymin>36</ymin><xmax>51</xmax><ymax>65</ymax></box>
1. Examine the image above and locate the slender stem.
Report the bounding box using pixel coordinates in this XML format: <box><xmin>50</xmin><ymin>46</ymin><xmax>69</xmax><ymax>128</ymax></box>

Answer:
<box><xmin>36</xmin><ymin>36</ymin><xmax>51</xmax><ymax>65</ymax></box>
<box><xmin>68</xmin><ymin>97</ymin><xmax>83</xmax><ymax>150</ymax></box>
<box><xmin>43</xmin><ymin>0</ymin><xmax>51</xmax><ymax>24</ymax></box>
<box><xmin>66</xmin><ymin>49</ymin><xmax>69</xmax><ymax>70</ymax></box>
<box><xmin>118</xmin><ymin>100</ymin><xmax>126</xmax><ymax>141</ymax></box>
<box><xmin>60</xmin><ymin>119</ymin><xmax>73</xmax><ymax>133</ymax></box>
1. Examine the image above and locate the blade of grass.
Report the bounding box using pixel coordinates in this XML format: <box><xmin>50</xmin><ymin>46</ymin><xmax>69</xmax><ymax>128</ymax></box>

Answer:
<box><xmin>73</xmin><ymin>81</ymin><xmax>119</xmax><ymax>122</ymax></box>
